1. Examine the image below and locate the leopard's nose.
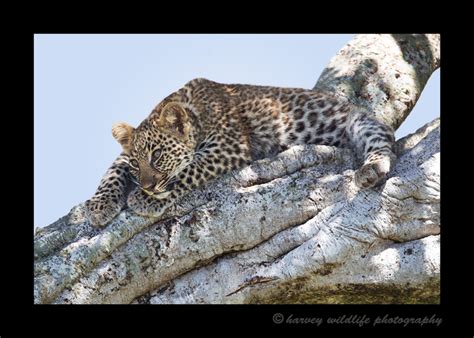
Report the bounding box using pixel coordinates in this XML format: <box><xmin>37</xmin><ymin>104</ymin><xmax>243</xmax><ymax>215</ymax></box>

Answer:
<box><xmin>141</xmin><ymin>182</ymin><xmax>155</xmax><ymax>191</ymax></box>
<box><xmin>140</xmin><ymin>177</ymin><xmax>157</xmax><ymax>191</ymax></box>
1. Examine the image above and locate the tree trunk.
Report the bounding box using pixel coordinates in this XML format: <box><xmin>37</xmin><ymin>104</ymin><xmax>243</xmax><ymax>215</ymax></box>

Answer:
<box><xmin>34</xmin><ymin>34</ymin><xmax>440</xmax><ymax>304</ymax></box>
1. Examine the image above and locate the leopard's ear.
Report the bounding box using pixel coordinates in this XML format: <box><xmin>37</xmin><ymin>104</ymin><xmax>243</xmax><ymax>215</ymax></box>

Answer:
<box><xmin>157</xmin><ymin>102</ymin><xmax>191</xmax><ymax>140</ymax></box>
<box><xmin>112</xmin><ymin>122</ymin><xmax>134</xmax><ymax>153</ymax></box>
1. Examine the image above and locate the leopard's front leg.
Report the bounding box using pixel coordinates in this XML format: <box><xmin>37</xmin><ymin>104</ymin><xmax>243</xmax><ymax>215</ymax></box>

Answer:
<box><xmin>84</xmin><ymin>153</ymin><xmax>131</xmax><ymax>227</ymax></box>
<box><xmin>126</xmin><ymin>187</ymin><xmax>175</xmax><ymax>218</ymax></box>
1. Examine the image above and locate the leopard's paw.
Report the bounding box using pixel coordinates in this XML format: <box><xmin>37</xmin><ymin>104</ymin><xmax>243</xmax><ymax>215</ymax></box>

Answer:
<box><xmin>84</xmin><ymin>197</ymin><xmax>122</xmax><ymax>227</ymax></box>
<box><xmin>127</xmin><ymin>187</ymin><xmax>166</xmax><ymax>218</ymax></box>
<box><xmin>355</xmin><ymin>157</ymin><xmax>392</xmax><ymax>189</ymax></box>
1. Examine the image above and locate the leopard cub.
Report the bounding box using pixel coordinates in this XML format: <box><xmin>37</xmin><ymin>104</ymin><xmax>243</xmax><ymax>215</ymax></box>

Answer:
<box><xmin>85</xmin><ymin>78</ymin><xmax>395</xmax><ymax>227</ymax></box>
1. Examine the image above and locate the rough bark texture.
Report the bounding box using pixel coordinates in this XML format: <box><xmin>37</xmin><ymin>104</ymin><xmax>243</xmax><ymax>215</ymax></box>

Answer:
<box><xmin>34</xmin><ymin>34</ymin><xmax>440</xmax><ymax>304</ymax></box>
<box><xmin>315</xmin><ymin>34</ymin><xmax>440</xmax><ymax>129</ymax></box>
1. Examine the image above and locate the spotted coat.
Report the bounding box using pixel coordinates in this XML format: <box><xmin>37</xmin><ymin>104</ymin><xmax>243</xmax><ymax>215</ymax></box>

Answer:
<box><xmin>85</xmin><ymin>78</ymin><xmax>395</xmax><ymax>227</ymax></box>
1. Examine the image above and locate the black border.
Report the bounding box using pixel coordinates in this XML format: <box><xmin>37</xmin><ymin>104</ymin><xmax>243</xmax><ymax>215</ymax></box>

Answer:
<box><xmin>23</xmin><ymin>30</ymin><xmax>457</xmax><ymax>333</ymax></box>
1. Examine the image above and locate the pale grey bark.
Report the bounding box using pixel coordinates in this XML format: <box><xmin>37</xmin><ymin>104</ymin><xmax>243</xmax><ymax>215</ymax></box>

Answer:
<box><xmin>138</xmin><ymin>119</ymin><xmax>440</xmax><ymax>304</ymax></box>
<box><xmin>314</xmin><ymin>34</ymin><xmax>440</xmax><ymax>129</ymax></box>
<box><xmin>34</xmin><ymin>34</ymin><xmax>440</xmax><ymax>304</ymax></box>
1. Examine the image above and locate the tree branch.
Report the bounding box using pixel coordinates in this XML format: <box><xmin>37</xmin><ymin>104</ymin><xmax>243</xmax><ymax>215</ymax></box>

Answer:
<box><xmin>34</xmin><ymin>34</ymin><xmax>440</xmax><ymax>304</ymax></box>
<box><xmin>314</xmin><ymin>34</ymin><xmax>440</xmax><ymax>129</ymax></box>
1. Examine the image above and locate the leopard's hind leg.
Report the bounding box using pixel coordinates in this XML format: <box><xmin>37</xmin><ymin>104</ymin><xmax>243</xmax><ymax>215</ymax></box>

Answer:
<box><xmin>347</xmin><ymin>110</ymin><xmax>396</xmax><ymax>189</ymax></box>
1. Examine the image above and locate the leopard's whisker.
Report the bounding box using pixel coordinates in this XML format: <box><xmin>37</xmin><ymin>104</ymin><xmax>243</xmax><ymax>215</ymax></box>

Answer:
<box><xmin>154</xmin><ymin>175</ymin><xmax>172</xmax><ymax>193</ymax></box>
<box><xmin>129</xmin><ymin>177</ymin><xmax>140</xmax><ymax>186</ymax></box>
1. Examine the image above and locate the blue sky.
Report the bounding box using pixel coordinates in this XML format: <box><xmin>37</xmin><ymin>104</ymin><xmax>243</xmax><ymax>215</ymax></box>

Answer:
<box><xmin>34</xmin><ymin>34</ymin><xmax>440</xmax><ymax>228</ymax></box>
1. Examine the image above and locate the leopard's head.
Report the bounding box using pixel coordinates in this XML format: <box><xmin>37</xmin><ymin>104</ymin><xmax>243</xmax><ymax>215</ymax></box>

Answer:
<box><xmin>112</xmin><ymin>102</ymin><xmax>195</xmax><ymax>195</ymax></box>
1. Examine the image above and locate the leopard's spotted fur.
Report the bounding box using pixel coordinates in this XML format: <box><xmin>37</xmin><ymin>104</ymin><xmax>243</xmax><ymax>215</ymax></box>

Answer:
<box><xmin>85</xmin><ymin>78</ymin><xmax>395</xmax><ymax>227</ymax></box>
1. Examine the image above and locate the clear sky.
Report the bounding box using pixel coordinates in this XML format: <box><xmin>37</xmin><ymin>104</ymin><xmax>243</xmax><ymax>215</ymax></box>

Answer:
<box><xmin>34</xmin><ymin>34</ymin><xmax>440</xmax><ymax>229</ymax></box>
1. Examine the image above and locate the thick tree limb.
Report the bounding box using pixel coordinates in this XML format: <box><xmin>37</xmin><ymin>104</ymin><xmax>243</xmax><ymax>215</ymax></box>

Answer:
<box><xmin>314</xmin><ymin>33</ymin><xmax>440</xmax><ymax>128</ymax></box>
<box><xmin>138</xmin><ymin>119</ymin><xmax>440</xmax><ymax>304</ymax></box>
<box><xmin>34</xmin><ymin>34</ymin><xmax>440</xmax><ymax>304</ymax></box>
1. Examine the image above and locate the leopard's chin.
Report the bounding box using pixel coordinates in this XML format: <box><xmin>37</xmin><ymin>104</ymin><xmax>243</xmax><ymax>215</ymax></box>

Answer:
<box><xmin>151</xmin><ymin>190</ymin><xmax>172</xmax><ymax>199</ymax></box>
<box><xmin>140</xmin><ymin>188</ymin><xmax>155</xmax><ymax>196</ymax></box>
<box><xmin>139</xmin><ymin>184</ymin><xmax>167</xmax><ymax>196</ymax></box>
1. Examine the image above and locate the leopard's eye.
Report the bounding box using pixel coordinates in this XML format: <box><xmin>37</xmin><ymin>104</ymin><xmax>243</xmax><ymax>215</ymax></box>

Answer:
<box><xmin>129</xmin><ymin>159</ymin><xmax>139</xmax><ymax>168</ymax></box>
<box><xmin>152</xmin><ymin>149</ymin><xmax>161</xmax><ymax>159</ymax></box>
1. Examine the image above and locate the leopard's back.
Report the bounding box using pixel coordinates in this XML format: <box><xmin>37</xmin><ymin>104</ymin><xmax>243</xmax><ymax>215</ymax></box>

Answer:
<box><xmin>175</xmin><ymin>78</ymin><xmax>354</xmax><ymax>160</ymax></box>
